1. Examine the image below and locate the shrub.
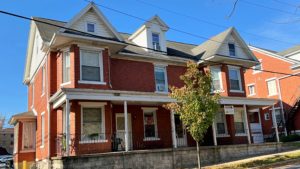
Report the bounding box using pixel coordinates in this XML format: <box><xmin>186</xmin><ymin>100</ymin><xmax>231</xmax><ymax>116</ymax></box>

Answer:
<box><xmin>280</xmin><ymin>134</ymin><xmax>300</xmax><ymax>142</ymax></box>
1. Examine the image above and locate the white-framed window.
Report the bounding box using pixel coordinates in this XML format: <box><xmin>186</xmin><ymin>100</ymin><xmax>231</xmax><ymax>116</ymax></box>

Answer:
<box><xmin>215</xmin><ymin>110</ymin><xmax>228</xmax><ymax>137</ymax></box>
<box><xmin>264</xmin><ymin>113</ymin><xmax>270</xmax><ymax>120</ymax></box>
<box><xmin>152</xmin><ymin>33</ymin><xmax>161</xmax><ymax>51</ymax></box>
<box><xmin>80</xmin><ymin>49</ymin><xmax>104</xmax><ymax>84</ymax></box>
<box><xmin>32</xmin><ymin>82</ymin><xmax>34</xmax><ymax>107</ymax></box>
<box><xmin>86</xmin><ymin>22</ymin><xmax>95</xmax><ymax>33</ymax></box>
<box><xmin>234</xmin><ymin>108</ymin><xmax>246</xmax><ymax>135</ymax></box>
<box><xmin>142</xmin><ymin>108</ymin><xmax>158</xmax><ymax>139</ymax></box>
<box><xmin>228</xmin><ymin>66</ymin><xmax>242</xmax><ymax>92</ymax></box>
<box><xmin>253</xmin><ymin>59</ymin><xmax>263</xmax><ymax>74</ymax></box>
<box><xmin>80</xmin><ymin>102</ymin><xmax>106</xmax><ymax>143</ymax></box>
<box><xmin>228</xmin><ymin>43</ymin><xmax>236</xmax><ymax>56</ymax></box>
<box><xmin>42</xmin><ymin>66</ymin><xmax>45</xmax><ymax>95</ymax></box>
<box><xmin>210</xmin><ymin>66</ymin><xmax>223</xmax><ymax>92</ymax></box>
<box><xmin>272</xmin><ymin>108</ymin><xmax>283</xmax><ymax>124</ymax></box>
<box><xmin>22</xmin><ymin>122</ymin><xmax>35</xmax><ymax>151</ymax></box>
<box><xmin>248</xmin><ymin>84</ymin><xmax>255</xmax><ymax>96</ymax></box>
<box><xmin>266</xmin><ymin>78</ymin><xmax>277</xmax><ymax>96</ymax></box>
<box><xmin>62</xmin><ymin>51</ymin><xmax>70</xmax><ymax>83</ymax></box>
<box><xmin>41</xmin><ymin>112</ymin><xmax>45</xmax><ymax>148</ymax></box>
<box><xmin>154</xmin><ymin>65</ymin><xmax>168</xmax><ymax>92</ymax></box>
<box><xmin>13</xmin><ymin>123</ymin><xmax>19</xmax><ymax>154</ymax></box>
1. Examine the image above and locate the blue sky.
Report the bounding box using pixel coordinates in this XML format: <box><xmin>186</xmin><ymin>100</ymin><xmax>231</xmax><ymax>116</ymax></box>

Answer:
<box><xmin>0</xmin><ymin>0</ymin><xmax>299</xmax><ymax>127</ymax></box>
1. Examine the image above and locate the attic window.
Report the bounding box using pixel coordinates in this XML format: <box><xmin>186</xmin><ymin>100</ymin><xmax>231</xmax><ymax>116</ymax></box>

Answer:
<box><xmin>152</xmin><ymin>33</ymin><xmax>161</xmax><ymax>51</ymax></box>
<box><xmin>87</xmin><ymin>22</ymin><xmax>95</xmax><ymax>33</ymax></box>
<box><xmin>228</xmin><ymin>43</ymin><xmax>236</xmax><ymax>56</ymax></box>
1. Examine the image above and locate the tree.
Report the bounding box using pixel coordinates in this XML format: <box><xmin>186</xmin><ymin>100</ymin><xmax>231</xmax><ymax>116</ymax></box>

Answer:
<box><xmin>165</xmin><ymin>61</ymin><xmax>220</xmax><ymax>169</ymax></box>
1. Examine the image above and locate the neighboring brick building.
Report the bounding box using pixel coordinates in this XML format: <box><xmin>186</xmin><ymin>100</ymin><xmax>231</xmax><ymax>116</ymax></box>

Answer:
<box><xmin>245</xmin><ymin>46</ymin><xmax>300</xmax><ymax>138</ymax></box>
<box><xmin>0</xmin><ymin>119</ymin><xmax>14</xmax><ymax>154</ymax></box>
<box><xmin>10</xmin><ymin>3</ymin><xmax>277</xmax><ymax>169</ymax></box>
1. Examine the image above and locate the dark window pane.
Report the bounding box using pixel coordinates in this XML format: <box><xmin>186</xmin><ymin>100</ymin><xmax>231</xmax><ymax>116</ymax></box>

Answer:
<box><xmin>235</xmin><ymin>122</ymin><xmax>245</xmax><ymax>133</ymax></box>
<box><xmin>82</xmin><ymin>66</ymin><xmax>100</xmax><ymax>81</ymax></box>
<box><xmin>217</xmin><ymin>123</ymin><xmax>225</xmax><ymax>134</ymax></box>
<box><xmin>230</xmin><ymin>79</ymin><xmax>240</xmax><ymax>90</ymax></box>
<box><xmin>87</xmin><ymin>23</ymin><xmax>95</xmax><ymax>32</ymax></box>
<box><xmin>145</xmin><ymin>125</ymin><xmax>155</xmax><ymax>137</ymax></box>
<box><xmin>228</xmin><ymin>43</ymin><xmax>235</xmax><ymax>56</ymax></box>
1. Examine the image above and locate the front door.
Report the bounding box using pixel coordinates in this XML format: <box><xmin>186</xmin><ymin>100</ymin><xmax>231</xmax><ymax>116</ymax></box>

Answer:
<box><xmin>249</xmin><ymin>111</ymin><xmax>264</xmax><ymax>143</ymax></box>
<box><xmin>175</xmin><ymin>115</ymin><xmax>187</xmax><ymax>147</ymax></box>
<box><xmin>115</xmin><ymin>113</ymin><xmax>132</xmax><ymax>150</ymax></box>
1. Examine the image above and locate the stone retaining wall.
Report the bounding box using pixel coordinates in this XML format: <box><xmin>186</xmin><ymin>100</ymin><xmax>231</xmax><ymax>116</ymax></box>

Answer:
<box><xmin>49</xmin><ymin>142</ymin><xmax>299</xmax><ymax>169</ymax></box>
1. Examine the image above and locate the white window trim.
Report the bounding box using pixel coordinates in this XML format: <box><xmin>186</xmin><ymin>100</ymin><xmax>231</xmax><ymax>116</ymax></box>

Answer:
<box><xmin>234</xmin><ymin>108</ymin><xmax>247</xmax><ymax>136</ymax></box>
<box><xmin>32</xmin><ymin>82</ymin><xmax>34</xmax><ymax>108</ymax></box>
<box><xmin>13</xmin><ymin>123</ymin><xmax>19</xmax><ymax>154</ymax></box>
<box><xmin>247</xmin><ymin>83</ymin><xmax>256</xmax><ymax>96</ymax></box>
<box><xmin>214</xmin><ymin>111</ymin><xmax>230</xmax><ymax>138</ymax></box>
<box><xmin>152</xmin><ymin>32</ymin><xmax>161</xmax><ymax>51</ymax></box>
<box><xmin>264</xmin><ymin>113</ymin><xmax>270</xmax><ymax>121</ymax></box>
<box><xmin>62</xmin><ymin>51</ymin><xmax>71</xmax><ymax>84</ymax></box>
<box><xmin>86</xmin><ymin>21</ymin><xmax>96</xmax><ymax>33</ymax></box>
<box><xmin>266</xmin><ymin>77</ymin><xmax>278</xmax><ymax>96</ymax></box>
<box><xmin>40</xmin><ymin>112</ymin><xmax>45</xmax><ymax>148</ymax></box>
<box><xmin>142</xmin><ymin>107</ymin><xmax>159</xmax><ymax>140</ymax></box>
<box><xmin>79</xmin><ymin>102</ymin><xmax>106</xmax><ymax>144</ymax></box>
<box><xmin>154</xmin><ymin>65</ymin><xmax>168</xmax><ymax>93</ymax></box>
<box><xmin>41</xmin><ymin>66</ymin><xmax>46</xmax><ymax>97</ymax></box>
<box><xmin>228</xmin><ymin>42</ymin><xmax>236</xmax><ymax>56</ymax></box>
<box><xmin>210</xmin><ymin>66</ymin><xmax>224</xmax><ymax>93</ymax></box>
<box><xmin>79</xmin><ymin>48</ymin><xmax>105</xmax><ymax>85</ymax></box>
<box><xmin>252</xmin><ymin>59</ymin><xmax>263</xmax><ymax>74</ymax></box>
<box><xmin>228</xmin><ymin>66</ymin><xmax>243</xmax><ymax>92</ymax></box>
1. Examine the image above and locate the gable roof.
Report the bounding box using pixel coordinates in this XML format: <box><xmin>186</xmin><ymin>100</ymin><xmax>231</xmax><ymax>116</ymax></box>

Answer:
<box><xmin>9</xmin><ymin>111</ymin><xmax>36</xmax><ymax>125</ymax></box>
<box><xmin>277</xmin><ymin>45</ymin><xmax>300</xmax><ymax>57</ymax></box>
<box><xmin>61</xmin><ymin>3</ymin><xmax>124</xmax><ymax>41</ymax></box>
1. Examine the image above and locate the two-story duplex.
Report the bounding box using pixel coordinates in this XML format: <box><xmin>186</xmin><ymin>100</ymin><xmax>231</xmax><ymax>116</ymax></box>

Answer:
<box><xmin>9</xmin><ymin>3</ymin><xmax>277</xmax><ymax>169</ymax></box>
<box><xmin>245</xmin><ymin>46</ymin><xmax>300</xmax><ymax>139</ymax></box>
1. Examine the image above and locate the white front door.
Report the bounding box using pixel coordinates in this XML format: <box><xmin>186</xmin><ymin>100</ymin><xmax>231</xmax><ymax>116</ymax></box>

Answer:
<box><xmin>249</xmin><ymin>111</ymin><xmax>264</xmax><ymax>143</ymax></box>
<box><xmin>115</xmin><ymin>113</ymin><xmax>132</xmax><ymax>150</ymax></box>
<box><xmin>175</xmin><ymin>115</ymin><xmax>187</xmax><ymax>147</ymax></box>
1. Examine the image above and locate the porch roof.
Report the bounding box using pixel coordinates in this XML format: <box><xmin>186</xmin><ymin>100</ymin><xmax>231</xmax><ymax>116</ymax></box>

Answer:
<box><xmin>219</xmin><ymin>96</ymin><xmax>277</xmax><ymax>107</ymax></box>
<box><xmin>9</xmin><ymin>111</ymin><xmax>36</xmax><ymax>125</ymax></box>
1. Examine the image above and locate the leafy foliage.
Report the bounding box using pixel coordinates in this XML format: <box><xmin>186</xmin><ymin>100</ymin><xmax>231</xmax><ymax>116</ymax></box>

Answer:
<box><xmin>165</xmin><ymin>61</ymin><xmax>220</xmax><ymax>142</ymax></box>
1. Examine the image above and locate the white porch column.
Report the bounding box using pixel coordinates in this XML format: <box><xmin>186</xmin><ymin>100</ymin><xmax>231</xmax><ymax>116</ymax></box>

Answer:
<box><xmin>272</xmin><ymin>105</ymin><xmax>280</xmax><ymax>142</ymax></box>
<box><xmin>243</xmin><ymin>104</ymin><xmax>251</xmax><ymax>144</ymax></box>
<box><xmin>170</xmin><ymin>111</ymin><xmax>177</xmax><ymax>148</ymax></box>
<box><xmin>65</xmin><ymin>98</ymin><xmax>70</xmax><ymax>156</ymax></box>
<box><xmin>212</xmin><ymin>121</ymin><xmax>217</xmax><ymax>146</ymax></box>
<box><xmin>124</xmin><ymin>101</ymin><xmax>129</xmax><ymax>151</ymax></box>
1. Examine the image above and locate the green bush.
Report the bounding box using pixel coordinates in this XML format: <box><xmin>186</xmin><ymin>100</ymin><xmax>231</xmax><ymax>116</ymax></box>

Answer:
<box><xmin>280</xmin><ymin>134</ymin><xmax>300</xmax><ymax>142</ymax></box>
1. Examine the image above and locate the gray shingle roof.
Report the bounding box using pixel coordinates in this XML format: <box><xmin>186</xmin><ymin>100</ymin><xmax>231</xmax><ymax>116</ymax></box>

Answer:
<box><xmin>33</xmin><ymin>17</ymin><xmax>66</xmax><ymax>42</ymax></box>
<box><xmin>277</xmin><ymin>45</ymin><xmax>300</xmax><ymax>56</ymax></box>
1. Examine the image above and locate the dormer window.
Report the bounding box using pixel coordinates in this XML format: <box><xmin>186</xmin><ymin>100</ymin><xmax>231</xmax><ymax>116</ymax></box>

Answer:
<box><xmin>152</xmin><ymin>33</ymin><xmax>161</xmax><ymax>51</ymax></box>
<box><xmin>228</xmin><ymin>43</ymin><xmax>236</xmax><ymax>56</ymax></box>
<box><xmin>87</xmin><ymin>22</ymin><xmax>95</xmax><ymax>33</ymax></box>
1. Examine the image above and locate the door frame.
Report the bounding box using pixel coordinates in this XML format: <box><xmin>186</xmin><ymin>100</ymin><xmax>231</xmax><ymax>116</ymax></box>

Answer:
<box><xmin>174</xmin><ymin>114</ymin><xmax>187</xmax><ymax>147</ymax></box>
<box><xmin>115</xmin><ymin>113</ymin><xmax>133</xmax><ymax>150</ymax></box>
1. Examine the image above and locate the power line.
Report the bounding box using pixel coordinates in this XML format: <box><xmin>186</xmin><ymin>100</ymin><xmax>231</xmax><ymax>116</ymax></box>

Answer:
<box><xmin>133</xmin><ymin>0</ymin><xmax>296</xmax><ymax>46</ymax></box>
<box><xmin>0</xmin><ymin>9</ymin><xmax>299</xmax><ymax>77</ymax></box>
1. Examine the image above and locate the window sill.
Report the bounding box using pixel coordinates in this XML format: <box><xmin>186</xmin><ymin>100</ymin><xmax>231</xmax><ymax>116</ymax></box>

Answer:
<box><xmin>216</xmin><ymin>134</ymin><xmax>230</xmax><ymax>138</ymax></box>
<box><xmin>252</xmin><ymin>71</ymin><xmax>262</xmax><ymax>74</ymax></box>
<box><xmin>268</xmin><ymin>94</ymin><xmax>278</xmax><ymax>97</ymax></box>
<box><xmin>230</xmin><ymin>90</ymin><xmax>244</xmax><ymax>93</ymax></box>
<box><xmin>155</xmin><ymin>91</ymin><xmax>169</xmax><ymax>94</ymax></box>
<box><xmin>20</xmin><ymin>149</ymin><xmax>35</xmax><ymax>153</ymax></box>
<box><xmin>78</xmin><ymin>80</ymin><xmax>107</xmax><ymax>85</ymax></box>
<box><xmin>61</xmin><ymin>81</ymin><xmax>71</xmax><ymax>87</ymax></box>
<box><xmin>41</xmin><ymin>93</ymin><xmax>45</xmax><ymax>97</ymax></box>
<box><xmin>211</xmin><ymin>89</ymin><xmax>225</xmax><ymax>94</ymax></box>
<box><xmin>40</xmin><ymin>145</ymin><xmax>44</xmax><ymax>149</ymax></box>
<box><xmin>143</xmin><ymin>137</ymin><xmax>160</xmax><ymax>141</ymax></box>
<box><xmin>79</xmin><ymin>139</ymin><xmax>108</xmax><ymax>144</ymax></box>
<box><xmin>235</xmin><ymin>133</ymin><xmax>247</xmax><ymax>137</ymax></box>
<box><xmin>248</xmin><ymin>94</ymin><xmax>256</xmax><ymax>96</ymax></box>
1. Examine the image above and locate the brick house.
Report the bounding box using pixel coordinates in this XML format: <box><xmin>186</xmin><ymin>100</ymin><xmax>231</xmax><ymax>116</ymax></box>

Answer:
<box><xmin>245</xmin><ymin>46</ymin><xmax>300</xmax><ymax>138</ymax></box>
<box><xmin>9</xmin><ymin>3</ymin><xmax>278</xmax><ymax>169</ymax></box>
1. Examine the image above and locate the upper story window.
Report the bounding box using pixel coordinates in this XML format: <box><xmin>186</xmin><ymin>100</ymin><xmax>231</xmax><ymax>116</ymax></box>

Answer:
<box><xmin>87</xmin><ymin>22</ymin><xmax>95</xmax><ymax>33</ymax></box>
<box><xmin>63</xmin><ymin>51</ymin><xmax>70</xmax><ymax>83</ymax></box>
<box><xmin>228</xmin><ymin>66</ymin><xmax>242</xmax><ymax>92</ymax></box>
<box><xmin>228</xmin><ymin>43</ymin><xmax>236</xmax><ymax>56</ymax></box>
<box><xmin>152</xmin><ymin>33</ymin><xmax>161</xmax><ymax>51</ymax></box>
<box><xmin>266</xmin><ymin>78</ymin><xmax>277</xmax><ymax>96</ymax></box>
<box><xmin>22</xmin><ymin>122</ymin><xmax>35</xmax><ymax>151</ymax></box>
<box><xmin>248</xmin><ymin>84</ymin><xmax>255</xmax><ymax>96</ymax></box>
<box><xmin>41</xmin><ymin>112</ymin><xmax>45</xmax><ymax>148</ymax></box>
<box><xmin>80</xmin><ymin>49</ymin><xmax>104</xmax><ymax>84</ymax></box>
<box><xmin>210</xmin><ymin>67</ymin><xmax>223</xmax><ymax>92</ymax></box>
<box><xmin>42</xmin><ymin>66</ymin><xmax>45</xmax><ymax>95</ymax></box>
<box><xmin>253</xmin><ymin>59</ymin><xmax>263</xmax><ymax>74</ymax></box>
<box><xmin>154</xmin><ymin>66</ymin><xmax>168</xmax><ymax>92</ymax></box>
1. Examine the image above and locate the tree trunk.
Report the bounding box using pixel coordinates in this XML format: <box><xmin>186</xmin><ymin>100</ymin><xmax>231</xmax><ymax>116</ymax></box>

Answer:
<box><xmin>196</xmin><ymin>141</ymin><xmax>201</xmax><ymax>169</ymax></box>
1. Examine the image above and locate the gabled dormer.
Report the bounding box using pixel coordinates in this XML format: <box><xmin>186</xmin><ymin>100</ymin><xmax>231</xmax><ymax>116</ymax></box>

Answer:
<box><xmin>129</xmin><ymin>15</ymin><xmax>169</xmax><ymax>52</ymax></box>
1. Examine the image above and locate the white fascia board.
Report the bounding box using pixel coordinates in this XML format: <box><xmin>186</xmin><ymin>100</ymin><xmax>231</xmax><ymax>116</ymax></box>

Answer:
<box><xmin>53</xmin><ymin>95</ymin><xmax>67</xmax><ymax>109</ymax></box>
<box><xmin>220</xmin><ymin>97</ymin><xmax>276</xmax><ymax>106</ymax></box>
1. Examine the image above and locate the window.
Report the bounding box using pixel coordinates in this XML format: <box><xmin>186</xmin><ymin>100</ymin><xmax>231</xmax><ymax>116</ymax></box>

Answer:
<box><xmin>81</xmin><ymin>107</ymin><xmax>105</xmax><ymax>142</ymax></box>
<box><xmin>234</xmin><ymin>108</ymin><xmax>246</xmax><ymax>134</ymax></box>
<box><xmin>143</xmin><ymin>109</ymin><xmax>158</xmax><ymax>139</ymax></box>
<box><xmin>41</xmin><ymin>113</ymin><xmax>45</xmax><ymax>147</ymax></box>
<box><xmin>63</xmin><ymin>52</ymin><xmax>70</xmax><ymax>83</ymax></box>
<box><xmin>228</xmin><ymin>67</ymin><xmax>242</xmax><ymax>91</ymax></box>
<box><xmin>87</xmin><ymin>22</ymin><xmax>95</xmax><ymax>33</ymax></box>
<box><xmin>253</xmin><ymin>60</ymin><xmax>262</xmax><ymax>74</ymax></box>
<box><xmin>264</xmin><ymin>113</ymin><xmax>270</xmax><ymax>120</ymax></box>
<box><xmin>248</xmin><ymin>84</ymin><xmax>255</xmax><ymax>96</ymax></box>
<box><xmin>13</xmin><ymin>124</ymin><xmax>18</xmax><ymax>153</ymax></box>
<box><xmin>80</xmin><ymin>50</ymin><xmax>103</xmax><ymax>83</ymax></box>
<box><xmin>154</xmin><ymin>66</ymin><xmax>168</xmax><ymax>92</ymax></box>
<box><xmin>22</xmin><ymin>122</ymin><xmax>35</xmax><ymax>150</ymax></box>
<box><xmin>42</xmin><ymin>66</ymin><xmax>45</xmax><ymax>95</ymax></box>
<box><xmin>152</xmin><ymin>33</ymin><xmax>161</xmax><ymax>51</ymax></box>
<box><xmin>215</xmin><ymin>110</ymin><xmax>228</xmax><ymax>136</ymax></box>
<box><xmin>274</xmin><ymin>109</ymin><xmax>283</xmax><ymax>123</ymax></box>
<box><xmin>32</xmin><ymin>83</ymin><xmax>34</xmax><ymax>107</ymax></box>
<box><xmin>228</xmin><ymin>43</ymin><xmax>236</xmax><ymax>56</ymax></box>
<box><xmin>267</xmin><ymin>79</ymin><xmax>277</xmax><ymax>96</ymax></box>
<box><xmin>211</xmin><ymin>67</ymin><xmax>223</xmax><ymax>91</ymax></box>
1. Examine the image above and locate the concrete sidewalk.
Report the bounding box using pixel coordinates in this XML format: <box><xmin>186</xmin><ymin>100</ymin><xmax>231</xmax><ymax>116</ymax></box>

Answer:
<box><xmin>203</xmin><ymin>149</ymin><xmax>300</xmax><ymax>169</ymax></box>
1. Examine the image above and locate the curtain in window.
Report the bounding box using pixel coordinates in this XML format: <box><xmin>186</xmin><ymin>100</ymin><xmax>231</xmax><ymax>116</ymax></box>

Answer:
<box><xmin>234</xmin><ymin>108</ymin><xmax>245</xmax><ymax>134</ymax></box>
<box><xmin>23</xmin><ymin>122</ymin><xmax>35</xmax><ymax>150</ymax></box>
<box><xmin>229</xmin><ymin>69</ymin><xmax>240</xmax><ymax>90</ymax></box>
<box><xmin>154</xmin><ymin>67</ymin><xmax>166</xmax><ymax>91</ymax></box>
<box><xmin>81</xmin><ymin>51</ymin><xmax>101</xmax><ymax>81</ymax></box>
<box><xmin>211</xmin><ymin>68</ymin><xmax>221</xmax><ymax>91</ymax></box>
<box><xmin>63</xmin><ymin>52</ymin><xmax>70</xmax><ymax>83</ymax></box>
<box><xmin>144</xmin><ymin>112</ymin><xmax>156</xmax><ymax>138</ymax></box>
<box><xmin>82</xmin><ymin>108</ymin><xmax>103</xmax><ymax>141</ymax></box>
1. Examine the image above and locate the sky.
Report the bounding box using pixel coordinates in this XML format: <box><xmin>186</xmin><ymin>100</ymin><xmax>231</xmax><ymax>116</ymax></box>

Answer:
<box><xmin>0</xmin><ymin>0</ymin><xmax>300</xmax><ymax>127</ymax></box>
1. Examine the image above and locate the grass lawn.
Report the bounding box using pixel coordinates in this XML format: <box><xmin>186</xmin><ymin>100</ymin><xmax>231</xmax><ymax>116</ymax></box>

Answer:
<box><xmin>204</xmin><ymin>150</ymin><xmax>300</xmax><ymax>169</ymax></box>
